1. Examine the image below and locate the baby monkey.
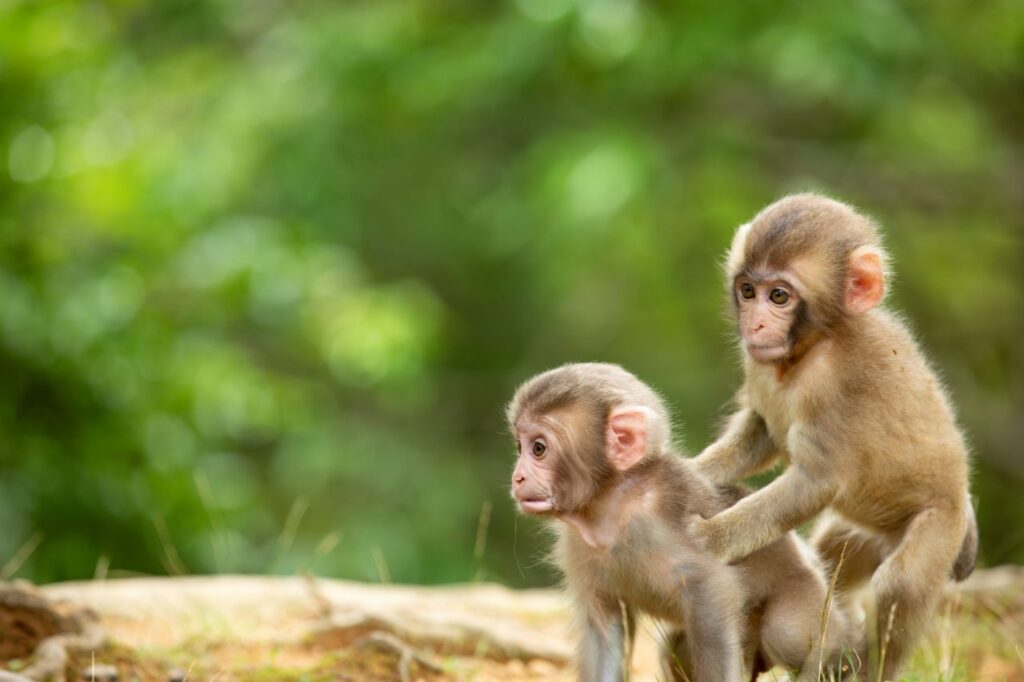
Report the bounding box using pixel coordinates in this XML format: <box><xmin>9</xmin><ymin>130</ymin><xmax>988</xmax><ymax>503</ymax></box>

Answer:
<box><xmin>693</xmin><ymin>193</ymin><xmax>977</xmax><ymax>680</ymax></box>
<box><xmin>508</xmin><ymin>362</ymin><xmax>852</xmax><ymax>682</ymax></box>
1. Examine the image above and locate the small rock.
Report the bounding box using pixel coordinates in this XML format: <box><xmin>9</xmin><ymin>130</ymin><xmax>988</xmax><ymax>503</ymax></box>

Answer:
<box><xmin>167</xmin><ymin>669</ymin><xmax>187</xmax><ymax>682</ymax></box>
<box><xmin>82</xmin><ymin>664</ymin><xmax>118</xmax><ymax>682</ymax></box>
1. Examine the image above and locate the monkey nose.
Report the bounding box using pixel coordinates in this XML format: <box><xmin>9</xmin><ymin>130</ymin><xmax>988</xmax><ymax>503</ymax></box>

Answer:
<box><xmin>514</xmin><ymin>475</ymin><xmax>525</xmax><ymax>486</ymax></box>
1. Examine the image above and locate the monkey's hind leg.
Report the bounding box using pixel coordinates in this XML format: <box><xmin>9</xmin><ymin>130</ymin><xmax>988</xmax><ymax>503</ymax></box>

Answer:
<box><xmin>867</xmin><ymin>506</ymin><xmax>965</xmax><ymax>681</ymax></box>
<box><xmin>759</xmin><ymin>573</ymin><xmax>853</xmax><ymax>682</ymax></box>
<box><xmin>662</xmin><ymin>627</ymin><xmax>753</xmax><ymax>682</ymax></box>
<box><xmin>811</xmin><ymin>513</ymin><xmax>887</xmax><ymax>597</ymax></box>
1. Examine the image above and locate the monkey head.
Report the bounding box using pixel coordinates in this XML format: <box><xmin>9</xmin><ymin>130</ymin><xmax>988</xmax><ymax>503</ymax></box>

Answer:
<box><xmin>506</xmin><ymin>363</ymin><xmax>670</xmax><ymax>517</ymax></box>
<box><xmin>726</xmin><ymin>193</ymin><xmax>889</xmax><ymax>364</ymax></box>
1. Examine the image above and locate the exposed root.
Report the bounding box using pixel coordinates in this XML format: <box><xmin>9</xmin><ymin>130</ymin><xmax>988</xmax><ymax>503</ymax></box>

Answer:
<box><xmin>0</xmin><ymin>582</ymin><xmax>105</xmax><ymax>682</ymax></box>
<box><xmin>303</xmin><ymin>573</ymin><xmax>571</xmax><ymax>663</ymax></box>
<box><xmin>354</xmin><ymin>631</ymin><xmax>444</xmax><ymax>682</ymax></box>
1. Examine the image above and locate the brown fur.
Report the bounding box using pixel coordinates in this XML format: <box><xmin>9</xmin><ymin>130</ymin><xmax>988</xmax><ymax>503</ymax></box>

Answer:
<box><xmin>694</xmin><ymin>193</ymin><xmax>977</xmax><ymax>680</ymax></box>
<box><xmin>508</xmin><ymin>363</ymin><xmax>853</xmax><ymax>682</ymax></box>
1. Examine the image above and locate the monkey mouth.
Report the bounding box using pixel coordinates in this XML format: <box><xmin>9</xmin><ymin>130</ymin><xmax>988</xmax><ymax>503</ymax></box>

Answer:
<box><xmin>746</xmin><ymin>342</ymin><xmax>789</xmax><ymax>363</ymax></box>
<box><xmin>518</xmin><ymin>498</ymin><xmax>555</xmax><ymax>514</ymax></box>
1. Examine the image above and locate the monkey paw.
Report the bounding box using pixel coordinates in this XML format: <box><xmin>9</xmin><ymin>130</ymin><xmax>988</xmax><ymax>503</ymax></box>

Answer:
<box><xmin>689</xmin><ymin>516</ymin><xmax>732</xmax><ymax>562</ymax></box>
<box><xmin>687</xmin><ymin>515</ymin><xmax>711</xmax><ymax>547</ymax></box>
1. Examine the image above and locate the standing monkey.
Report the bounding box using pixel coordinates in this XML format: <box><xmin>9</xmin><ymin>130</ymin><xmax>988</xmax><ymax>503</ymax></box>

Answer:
<box><xmin>508</xmin><ymin>362</ymin><xmax>852</xmax><ymax>682</ymax></box>
<box><xmin>692</xmin><ymin>193</ymin><xmax>977</xmax><ymax>680</ymax></box>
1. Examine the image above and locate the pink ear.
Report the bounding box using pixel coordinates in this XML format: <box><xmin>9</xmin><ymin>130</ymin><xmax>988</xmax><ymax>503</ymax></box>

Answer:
<box><xmin>607</xmin><ymin>409</ymin><xmax>648</xmax><ymax>472</ymax></box>
<box><xmin>846</xmin><ymin>247</ymin><xmax>885</xmax><ymax>315</ymax></box>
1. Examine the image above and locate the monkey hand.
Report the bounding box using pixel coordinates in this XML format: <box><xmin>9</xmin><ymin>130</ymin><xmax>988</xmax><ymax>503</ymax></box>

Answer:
<box><xmin>687</xmin><ymin>516</ymin><xmax>715</xmax><ymax>554</ymax></box>
<box><xmin>688</xmin><ymin>515</ymin><xmax>733</xmax><ymax>563</ymax></box>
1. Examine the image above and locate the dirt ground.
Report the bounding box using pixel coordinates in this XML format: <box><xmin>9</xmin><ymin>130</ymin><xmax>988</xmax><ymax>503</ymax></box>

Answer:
<box><xmin>0</xmin><ymin>568</ymin><xmax>1022</xmax><ymax>681</ymax></box>
<box><xmin>4</xmin><ymin>576</ymin><xmax>578</xmax><ymax>682</ymax></box>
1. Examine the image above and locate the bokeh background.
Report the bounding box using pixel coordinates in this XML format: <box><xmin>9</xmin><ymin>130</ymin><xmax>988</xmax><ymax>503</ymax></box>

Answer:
<box><xmin>1</xmin><ymin>0</ymin><xmax>1021</xmax><ymax>589</ymax></box>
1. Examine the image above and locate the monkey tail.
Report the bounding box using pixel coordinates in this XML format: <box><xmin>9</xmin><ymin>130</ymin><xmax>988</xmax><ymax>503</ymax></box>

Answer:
<box><xmin>951</xmin><ymin>501</ymin><xmax>978</xmax><ymax>582</ymax></box>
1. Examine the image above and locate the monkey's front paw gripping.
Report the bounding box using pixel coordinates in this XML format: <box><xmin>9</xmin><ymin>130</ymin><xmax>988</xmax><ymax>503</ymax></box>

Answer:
<box><xmin>690</xmin><ymin>516</ymin><xmax>730</xmax><ymax>562</ymax></box>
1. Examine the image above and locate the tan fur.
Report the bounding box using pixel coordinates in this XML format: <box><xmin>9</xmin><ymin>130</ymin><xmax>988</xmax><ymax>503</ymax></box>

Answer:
<box><xmin>508</xmin><ymin>363</ymin><xmax>853</xmax><ymax>682</ymax></box>
<box><xmin>694</xmin><ymin>193</ymin><xmax>976</xmax><ymax>680</ymax></box>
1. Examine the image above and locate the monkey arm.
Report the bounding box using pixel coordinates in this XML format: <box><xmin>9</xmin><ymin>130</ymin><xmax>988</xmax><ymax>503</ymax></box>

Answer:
<box><xmin>577</xmin><ymin>601</ymin><xmax>635</xmax><ymax>682</ymax></box>
<box><xmin>697</xmin><ymin>442</ymin><xmax>838</xmax><ymax>563</ymax></box>
<box><xmin>693</xmin><ymin>408</ymin><xmax>780</xmax><ymax>485</ymax></box>
<box><xmin>678</xmin><ymin>563</ymin><xmax>745</xmax><ymax>682</ymax></box>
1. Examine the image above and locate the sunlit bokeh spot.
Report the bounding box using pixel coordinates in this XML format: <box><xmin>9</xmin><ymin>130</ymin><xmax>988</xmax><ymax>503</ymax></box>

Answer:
<box><xmin>578</xmin><ymin>0</ymin><xmax>644</xmax><ymax>63</ymax></box>
<box><xmin>563</xmin><ymin>141</ymin><xmax>644</xmax><ymax>224</ymax></box>
<box><xmin>9</xmin><ymin>125</ymin><xmax>55</xmax><ymax>182</ymax></box>
<box><xmin>516</xmin><ymin>0</ymin><xmax>573</xmax><ymax>24</ymax></box>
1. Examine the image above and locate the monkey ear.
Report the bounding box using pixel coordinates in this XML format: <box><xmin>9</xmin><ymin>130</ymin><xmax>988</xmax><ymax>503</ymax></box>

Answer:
<box><xmin>846</xmin><ymin>246</ymin><xmax>886</xmax><ymax>315</ymax></box>
<box><xmin>607</xmin><ymin>408</ymin><xmax>649</xmax><ymax>472</ymax></box>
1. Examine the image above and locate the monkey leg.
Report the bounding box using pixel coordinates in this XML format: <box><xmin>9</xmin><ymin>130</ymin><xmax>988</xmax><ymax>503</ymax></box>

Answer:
<box><xmin>661</xmin><ymin>626</ymin><xmax>763</xmax><ymax>682</ymax></box>
<box><xmin>577</xmin><ymin>604</ymin><xmax>636</xmax><ymax>682</ymax></box>
<box><xmin>866</xmin><ymin>506</ymin><xmax>965</xmax><ymax>681</ymax></box>
<box><xmin>760</xmin><ymin>587</ymin><xmax>816</xmax><ymax>679</ymax></box>
<box><xmin>681</xmin><ymin>579</ymin><xmax>746</xmax><ymax>682</ymax></box>
<box><xmin>809</xmin><ymin>514</ymin><xmax>890</xmax><ymax>679</ymax></box>
<box><xmin>577</xmin><ymin>602</ymin><xmax>630</xmax><ymax>679</ymax></box>
<box><xmin>811</xmin><ymin>512</ymin><xmax>888</xmax><ymax>599</ymax></box>
<box><xmin>759</xmin><ymin>576</ymin><xmax>852</xmax><ymax>682</ymax></box>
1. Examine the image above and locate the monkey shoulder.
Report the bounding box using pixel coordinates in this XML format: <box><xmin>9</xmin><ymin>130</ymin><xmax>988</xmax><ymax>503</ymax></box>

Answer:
<box><xmin>841</xmin><ymin>312</ymin><xmax>960</xmax><ymax>415</ymax></box>
<box><xmin>849</xmin><ymin>311</ymin><xmax>932</xmax><ymax>374</ymax></box>
<box><xmin>654</xmin><ymin>455</ymin><xmax>722</xmax><ymax>516</ymax></box>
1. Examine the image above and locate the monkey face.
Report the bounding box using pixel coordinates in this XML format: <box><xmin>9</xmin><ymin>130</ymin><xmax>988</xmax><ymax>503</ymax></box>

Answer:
<box><xmin>734</xmin><ymin>277</ymin><xmax>801</xmax><ymax>363</ymax></box>
<box><xmin>510</xmin><ymin>418</ymin><xmax>560</xmax><ymax>515</ymax></box>
<box><xmin>724</xmin><ymin>194</ymin><xmax>889</xmax><ymax>365</ymax></box>
<box><xmin>506</xmin><ymin>364</ymin><xmax>660</xmax><ymax>517</ymax></box>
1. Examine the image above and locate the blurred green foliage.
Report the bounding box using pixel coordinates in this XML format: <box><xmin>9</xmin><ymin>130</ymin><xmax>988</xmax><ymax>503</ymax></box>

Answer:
<box><xmin>0</xmin><ymin>0</ymin><xmax>1021</xmax><ymax>587</ymax></box>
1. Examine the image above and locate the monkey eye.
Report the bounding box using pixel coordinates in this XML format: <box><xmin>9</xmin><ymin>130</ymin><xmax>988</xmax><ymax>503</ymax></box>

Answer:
<box><xmin>531</xmin><ymin>440</ymin><xmax>547</xmax><ymax>459</ymax></box>
<box><xmin>769</xmin><ymin>288</ymin><xmax>790</xmax><ymax>305</ymax></box>
<box><xmin>738</xmin><ymin>282</ymin><xmax>755</xmax><ymax>300</ymax></box>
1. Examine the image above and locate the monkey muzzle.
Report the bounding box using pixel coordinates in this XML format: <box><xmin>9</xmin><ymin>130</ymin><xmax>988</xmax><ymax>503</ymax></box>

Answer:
<box><xmin>517</xmin><ymin>497</ymin><xmax>555</xmax><ymax>514</ymax></box>
<box><xmin>745</xmin><ymin>342</ymin><xmax>789</xmax><ymax>363</ymax></box>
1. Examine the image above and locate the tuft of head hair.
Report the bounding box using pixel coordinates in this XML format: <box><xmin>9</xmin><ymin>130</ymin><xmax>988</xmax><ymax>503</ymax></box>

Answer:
<box><xmin>725</xmin><ymin>193</ymin><xmax>891</xmax><ymax>326</ymax></box>
<box><xmin>507</xmin><ymin>362</ymin><xmax>672</xmax><ymax>456</ymax></box>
